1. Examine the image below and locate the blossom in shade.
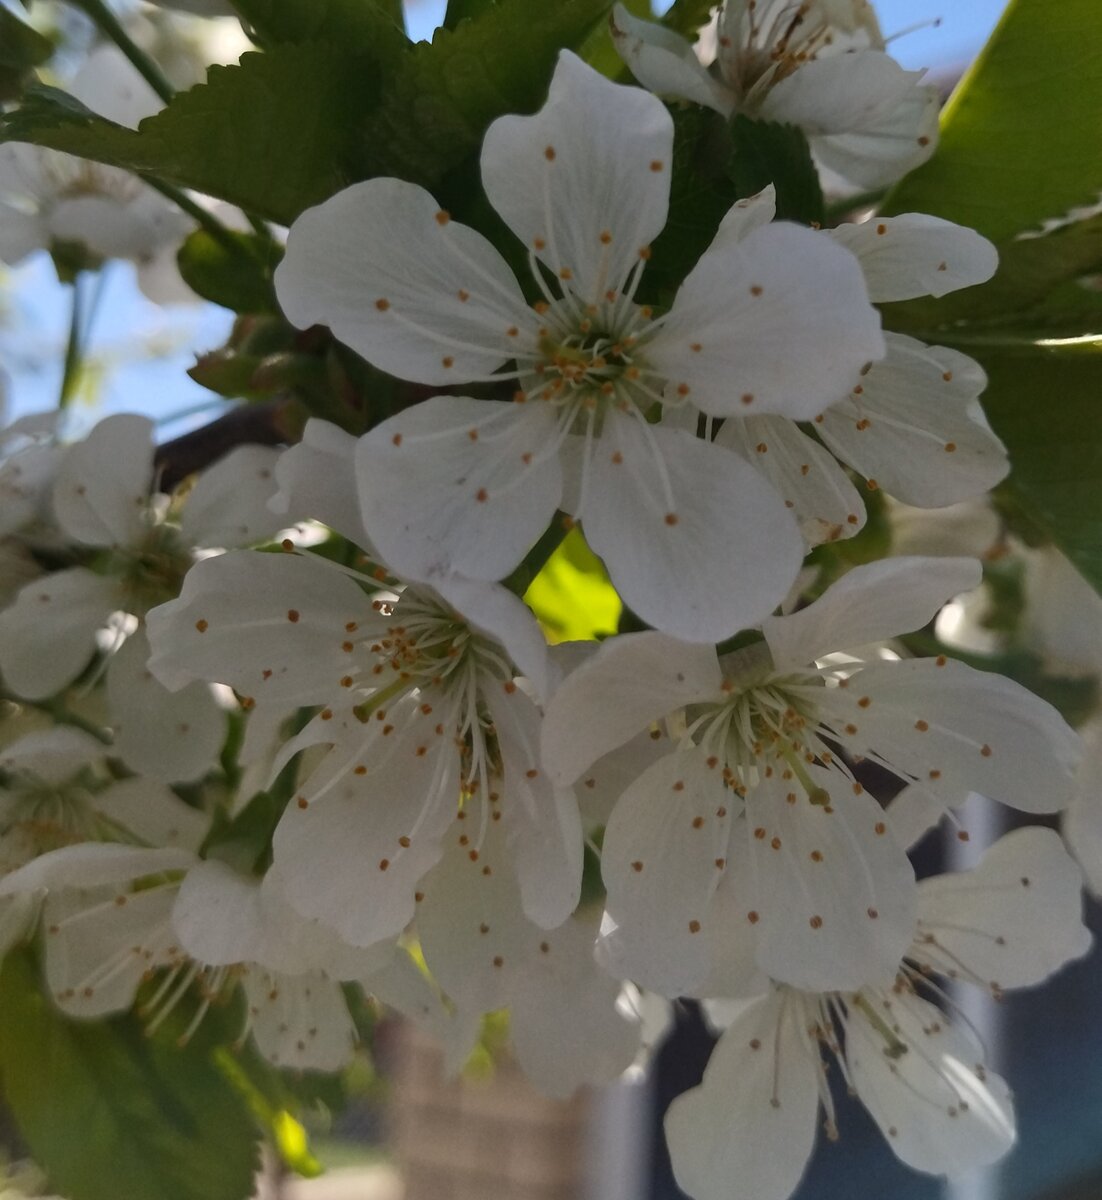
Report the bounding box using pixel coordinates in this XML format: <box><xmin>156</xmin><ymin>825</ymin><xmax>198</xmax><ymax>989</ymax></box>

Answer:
<box><xmin>664</xmin><ymin>827</ymin><xmax>1091</xmax><ymax>1200</ymax></box>
<box><xmin>610</xmin><ymin>0</ymin><xmax>939</xmax><ymax>187</ymax></box>
<box><xmin>274</xmin><ymin>51</ymin><xmax>885</xmax><ymax>642</ymax></box>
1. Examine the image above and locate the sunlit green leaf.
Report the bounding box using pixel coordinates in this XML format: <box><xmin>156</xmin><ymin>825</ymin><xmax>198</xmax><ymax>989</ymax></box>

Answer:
<box><xmin>525</xmin><ymin>528</ymin><xmax>622</xmax><ymax>642</ymax></box>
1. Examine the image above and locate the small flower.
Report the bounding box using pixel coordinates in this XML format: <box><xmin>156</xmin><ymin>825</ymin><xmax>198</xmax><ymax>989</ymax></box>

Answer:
<box><xmin>274</xmin><ymin>52</ymin><xmax>884</xmax><ymax>642</ymax></box>
<box><xmin>0</xmin><ymin>413</ymin><xmax>284</xmax><ymax>781</ymax></box>
<box><xmin>611</xmin><ymin>0</ymin><xmax>939</xmax><ymax>187</ymax></box>
<box><xmin>0</xmin><ymin>47</ymin><xmax>193</xmax><ymax>300</ymax></box>
<box><xmin>542</xmin><ymin>557</ymin><xmax>1081</xmax><ymax>995</ymax></box>
<box><xmin>146</xmin><ymin>445</ymin><xmax>581</xmax><ymax>948</ymax></box>
<box><xmin>664</xmin><ymin>827</ymin><xmax>1090</xmax><ymax>1200</ymax></box>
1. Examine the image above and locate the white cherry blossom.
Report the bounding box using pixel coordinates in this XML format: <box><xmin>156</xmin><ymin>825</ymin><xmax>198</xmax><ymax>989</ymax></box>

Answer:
<box><xmin>542</xmin><ymin>557</ymin><xmax>1081</xmax><ymax>996</ymax></box>
<box><xmin>665</xmin><ymin>827</ymin><xmax>1090</xmax><ymax>1200</ymax></box>
<box><xmin>0</xmin><ymin>413</ymin><xmax>284</xmax><ymax>782</ymax></box>
<box><xmin>702</xmin><ymin>190</ymin><xmax>1005</xmax><ymax>545</ymax></box>
<box><xmin>0</xmin><ymin>47</ymin><xmax>193</xmax><ymax>300</ymax></box>
<box><xmin>274</xmin><ymin>51</ymin><xmax>885</xmax><ymax>642</ymax></box>
<box><xmin>145</xmin><ymin>540</ymin><xmax>581</xmax><ymax>948</ymax></box>
<box><xmin>610</xmin><ymin>0</ymin><xmax>939</xmax><ymax>187</ymax></box>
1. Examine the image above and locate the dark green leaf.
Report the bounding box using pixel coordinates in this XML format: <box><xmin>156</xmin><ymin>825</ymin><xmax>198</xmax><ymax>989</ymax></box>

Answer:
<box><xmin>641</xmin><ymin>105</ymin><xmax>737</xmax><ymax>301</ymax></box>
<box><xmin>981</xmin><ymin>347</ymin><xmax>1102</xmax><ymax>592</ymax></box>
<box><xmin>0</xmin><ymin>7</ymin><xmax>52</xmax><ymax>70</ymax></box>
<box><xmin>661</xmin><ymin>0</ymin><xmax>716</xmax><ymax>38</ymax></box>
<box><xmin>177</xmin><ymin>229</ymin><xmax>282</xmax><ymax>314</ymax></box>
<box><xmin>0</xmin><ymin>950</ymin><xmax>260</xmax><ymax>1200</ymax></box>
<box><xmin>230</xmin><ymin>0</ymin><xmax>407</xmax><ymax>53</ymax></box>
<box><xmin>1</xmin><ymin>44</ymin><xmax>380</xmax><ymax>224</ymax></box>
<box><xmin>360</xmin><ymin>0</ymin><xmax>613</xmax><ymax>185</ymax></box>
<box><xmin>882</xmin><ymin>0</ymin><xmax>1102</xmax><ymax>243</ymax></box>
<box><xmin>443</xmin><ymin>0</ymin><xmax>497</xmax><ymax>29</ymax></box>
<box><xmin>727</xmin><ymin>115</ymin><xmax>824</xmax><ymax>225</ymax></box>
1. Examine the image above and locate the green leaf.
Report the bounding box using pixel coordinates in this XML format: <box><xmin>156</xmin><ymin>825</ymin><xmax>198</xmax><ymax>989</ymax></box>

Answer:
<box><xmin>359</xmin><ymin>0</ymin><xmax>613</xmax><ymax>185</ymax></box>
<box><xmin>230</xmin><ymin>0</ymin><xmax>407</xmax><ymax>53</ymax></box>
<box><xmin>1</xmin><ymin>44</ymin><xmax>380</xmax><ymax>224</ymax></box>
<box><xmin>524</xmin><ymin>528</ymin><xmax>621</xmax><ymax>641</ymax></box>
<box><xmin>0</xmin><ymin>7</ymin><xmax>52</xmax><ymax>70</ymax></box>
<box><xmin>641</xmin><ymin>105</ymin><xmax>737</xmax><ymax>301</ymax></box>
<box><xmin>177</xmin><ymin>229</ymin><xmax>282</xmax><ymax>314</ymax></box>
<box><xmin>661</xmin><ymin>0</ymin><xmax>716</xmax><ymax>38</ymax></box>
<box><xmin>883</xmin><ymin>0</ymin><xmax>1102</xmax><ymax>242</ymax></box>
<box><xmin>727</xmin><ymin>115</ymin><xmax>824</xmax><ymax>225</ymax></box>
<box><xmin>980</xmin><ymin>346</ymin><xmax>1102</xmax><ymax>592</ymax></box>
<box><xmin>0</xmin><ymin>950</ymin><xmax>260</xmax><ymax>1200</ymax></box>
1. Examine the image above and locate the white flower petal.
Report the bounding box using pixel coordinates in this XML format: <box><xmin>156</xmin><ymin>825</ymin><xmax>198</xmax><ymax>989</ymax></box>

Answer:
<box><xmin>44</xmin><ymin>884</ymin><xmax>183</xmax><ymax>1018</ymax></box>
<box><xmin>762</xmin><ymin>555</ymin><xmax>982</xmax><ymax>669</ymax></box>
<box><xmin>71</xmin><ymin>45</ymin><xmax>163</xmax><ymax>127</ymax></box>
<box><xmin>817</xmin><ymin>336</ymin><xmax>1009</xmax><ymax>508</ymax></box>
<box><xmin>357</xmin><ymin>397</ymin><xmax>562</xmax><ymax>584</ymax></box>
<box><xmin>822</xmin><ymin>657</ymin><xmax>1082</xmax><ymax>814</ymax></box>
<box><xmin>107</xmin><ymin>630</ymin><xmax>226</xmax><ymax>784</ymax></box>
<box><xmin>0</xmin><ymin>568</ymin><xmax>121</xmax><ymax>699</ymax></box>
<box><xmin>0</xmin><ymin>442</ymin><xmax>63</xmax><ymax>537</ymax></box>
<box><xmin>482</xmin><ymin>50</ymin><xmax>673</xmax><ymax>301</ymax></box>
<box><xmin>583</xmin><ymin>413</ymin><xmax>802</xmax><ymax>642</ymax></box>
<box><xmin>0</xmin><ymin>843</ymin><xmax>195</xmax><ymax>895</ymax></box>
<box><xmin>270</xmin><ymin>418</ymin><xmax>370</xmax><ymax>545</ymax></box>
<box><xmin>541</xmin><ymin>630</ymin><xmax>722</xmax><ymax>786</ymax></box>
<box><xmin>715</xmin><ymin>413</ymin><xmax>866</xmax><ymax>546</ymax></box>
<box><xmin>241</xmin><ymin>968</ymin><xmax>358</xmax><ymax>1071</ymax></box>
<box><xmin>431</xmin><ymin>577</ymin><xmax>553</xmax><ymax>702</ymax></box>
<box><xmin>649</xmin><ymin>222</ymin><xmax>884</xmax><ymax>420</ymax></box>
<box><xmin>812</xmin><ymin>82</ymin><xmax>940</xmax><ymax>189</ymax></box>
<box><xmin>95</xmin><ymin>776</ymin><xmax>209</xmax><ymax>852</ymax></box>
<box><xmin>486</xmin><ymin>684</ymin><xmax>582</xmax><ymax>928</ymax></box>
<box><xmin>145</xmin><ymin>549</ymin><xmax>381</xmax><ymax>703</ymax></box>
<box><xmin>609</xmin><ymin>5</ymin><xmax>732</xmax><ymax>116</ymax></box>
<box><xmin>416</xmin><ymin>804</ymin><xmax>531</xmax><ymax>1013</ymax></box>
<box><xmin>52</xmin><ymin>413</ymin><xmax>154</xmax><ymax>548</ymax></box>
<box><xmin>707</xmin><ymin>186</ymin><xmax>778</xmax><ymax>253</ymax></box>
<box><xmin>885</xmin><ymin>782</ymin><xmax>952</xmax><ymax>852</ymax></box>
<box><xmin>0</xmin><ymin>726</ymin><xmax>105</xmax><ymax>785</ymax></box>
<box><xmin>172</xmin><ymin>859</ymin><xmax>268</xmax><ymax>966</ymax></box>
<box><xmin>1065</xmin><ymin>721</ymin><xmax>1102</xmax><ymax>895</ymax></box>
<box><xmin>915</xmin><ymin>827</ymin><xmax>1091</xmax><ymax>989</ymax></box>
<box><xmin>179</xmin><ymin>445</ymin><xmax>283</xmax><ymax>548</ymax></box>
<box><xmin>272</xmin><ymin>702</ymin><xmax>459</xmax><ymax>946</ymax></box>
<box><xmin>742</xmin><ymin>770</ymin><xmax>915</xmax><ymax>992</ymax></box>
<box><xmin>829</xmin><ymin>215</ymin><xmax>998</xmax><ymax>302</ymax></box>
<box><xmin>0</xmin><ymin>202</ymin><xmax>45</xmax><ymax>265</ymax></box>
<box><xmin>848</xmin><ymin>992</ymin><xmax>1015</xmax><ymax>1176</ymax></box>
<box><xmin>510</xmin><ymin>916</ymin><xmax>640</xmax><ymax>1098</ymax></box>
<box><xmin>600</xmin><ymin>750</ymin><xmax>734</xmax><ymax>996</ymax></box>
<box><xmin>761</xmin><ymin>52</ymin><xmax>922</xmax><ymax>136</ymax></box>
<box><xmin>275</xmin><ymin>178</ymin><xmax>529</xmax><ymax>384</ymax></box>
<box><xmin>665</xmin><ymin>992</ymin><xmax>820</xmax><ymax>1200</ymax></box>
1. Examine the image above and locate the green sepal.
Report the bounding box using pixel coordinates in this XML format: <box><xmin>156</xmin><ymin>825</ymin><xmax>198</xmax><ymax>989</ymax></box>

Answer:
<box><xmin>176</xmin><ymin>229</ymin><xmax>282</xmax><ymax>315</ymax></box>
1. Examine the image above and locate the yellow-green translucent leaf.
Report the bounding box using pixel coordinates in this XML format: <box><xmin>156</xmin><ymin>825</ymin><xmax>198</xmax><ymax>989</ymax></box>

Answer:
<box><xmin>525</xmin><ymin>529</ymin><xmax>622</xmax><ymax>642</ymax></box>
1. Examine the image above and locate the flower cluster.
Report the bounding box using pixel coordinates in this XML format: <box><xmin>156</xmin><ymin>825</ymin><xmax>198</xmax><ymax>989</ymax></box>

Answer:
<box><xmin>1</xmin><ymin>8</ymin><xmax>1099</xmax><ymax>1200</ymax></box>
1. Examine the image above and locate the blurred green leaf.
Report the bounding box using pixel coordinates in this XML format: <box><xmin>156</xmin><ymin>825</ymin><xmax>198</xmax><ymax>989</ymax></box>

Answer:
<box><xmin>360</xmin><ymin>0</ymin><xmax>613</xmax><ymax>185</ymax></box>
<box><xmin>883</xmin><ymin>0</ymin><xmax>1102</xmax><ymax>242</ymax></box>
<box><xmin>981</xmin><ymin>346</ymin><xmax>1102</xmax><ymax>592</ymax></box>
<box><xmin>0</xmin><ymin>950</ymin><xmax>260</xmax><ymax>1200</ymax></box>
